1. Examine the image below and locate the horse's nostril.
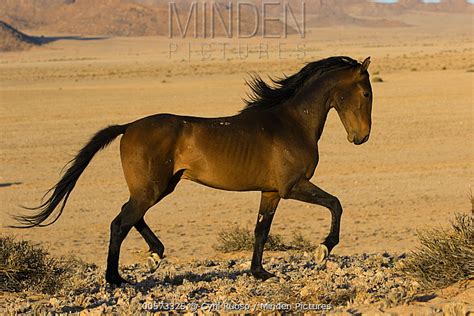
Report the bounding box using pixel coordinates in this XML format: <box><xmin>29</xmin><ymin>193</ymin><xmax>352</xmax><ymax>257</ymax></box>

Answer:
<box><xmin>354</xmin><ymin>134</ymin><xmax>370</xmax><ymax>145</ymax></box>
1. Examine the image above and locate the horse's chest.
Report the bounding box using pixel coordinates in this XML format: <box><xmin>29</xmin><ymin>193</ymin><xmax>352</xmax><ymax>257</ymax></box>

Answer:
<box><xmin>305</xmin><ymin>152</ymin><xmax>319</xmax><ymax>179</ymax></box>
<box><xmin>280</xmin><ymin>145</ymin><xmax>319</xmax><ymax>179</ymax></box>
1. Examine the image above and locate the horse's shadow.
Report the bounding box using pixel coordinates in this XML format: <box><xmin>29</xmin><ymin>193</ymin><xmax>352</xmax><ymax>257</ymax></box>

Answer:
<box><xmin>133</xmin><ymin>268</ymin><xmax>249</xmax><ymax>293</ymax></box>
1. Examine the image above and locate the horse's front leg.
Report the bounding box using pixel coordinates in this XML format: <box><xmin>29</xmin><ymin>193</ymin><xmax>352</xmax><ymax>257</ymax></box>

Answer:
<box><xmin>286</xmin><ymin>179</ymin><xmax>343</xmax><ymax>262</ymax></box>
<box><xmin>251</xmin><ymin>192</ymin><xmax>280</xmax><ymax>280</ymax></box>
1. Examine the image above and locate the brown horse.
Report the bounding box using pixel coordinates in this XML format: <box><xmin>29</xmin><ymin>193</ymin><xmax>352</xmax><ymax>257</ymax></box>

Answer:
<box><xmin>14</xmin><ymin>56</ymin><xmax>373</xmax><ymax>285</ymax></box>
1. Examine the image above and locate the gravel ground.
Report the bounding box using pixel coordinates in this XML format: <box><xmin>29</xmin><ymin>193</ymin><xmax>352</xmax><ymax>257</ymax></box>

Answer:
<box><xmin>1</xmin><ymin>251</ymin><xmax>422</xmax><ymax>314</ymax></box>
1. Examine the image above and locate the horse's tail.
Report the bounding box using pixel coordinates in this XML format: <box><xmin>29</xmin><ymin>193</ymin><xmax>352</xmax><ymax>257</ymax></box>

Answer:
<box><xmin>12</xmin><ymin>124</ymin><xmax>129</xmax><ymax>228</ymax></box>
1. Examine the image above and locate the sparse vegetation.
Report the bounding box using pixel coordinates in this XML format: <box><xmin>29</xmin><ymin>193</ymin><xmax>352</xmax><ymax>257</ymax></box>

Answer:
<box><xmin>3</xmin><ymin>217</ymin><xmax>472</xmax><ymax>313</ymax></box>
<box><xmin>372</xmin><ymin>76</ymin><xmax>384</xmax><ymax>83</ymax></box>
<box><xmin>290</xmin><ymin>231</ymin><xmax>316</xmax><ymax>252</ymax></box>
<box><xmin>401</xmin><ymin>210</ymin><xmax>474</xmax><ymax>290</ymax></box>
<box><xmin>0</xmin><ymin>236</ymin><xmax>94</xmax><ymax>294</ymax></box>
<box><xmin>2</xmin><ymin>250</ymin><xmax>420</xmax><ymax>314</ymax></box>
<box><xmin>214</xmin><ymin>226</ymin><xmax>315</xmax><ymax>252</ymax></box>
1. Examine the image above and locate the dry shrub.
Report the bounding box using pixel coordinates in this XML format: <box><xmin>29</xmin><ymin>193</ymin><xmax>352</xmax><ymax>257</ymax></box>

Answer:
<box><xmin>372</xmin><ymin>77</ymin><xmax>384</xmax><ymax>83</ymax></box>
<box><xmin>214</xmin><ymin>226</ymin><xmax>253</xmax><ymax>252</ymax></box>
<box><xmin>401</xmin><ymin>212</ymin><xmax>474</xmax><ymax>290</ymax></box>
<box><xmin>214</xmin><ymin>226</ymin><xmax>285</xmax><ymax>252</ymax></box>
<box><xmin>214</xmin><ymin>226</ymin><xmax>315</xmax><ymax>252</ymax></box>
<box><xmin>0</xmin><ymin>236</ymin><xmax>94</xmax><ymax>294</ymax></box>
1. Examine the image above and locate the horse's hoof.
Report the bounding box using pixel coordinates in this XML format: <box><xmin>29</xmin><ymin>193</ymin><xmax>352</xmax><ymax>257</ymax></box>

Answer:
<box><xmin>315</xmin><ymin>244</ymin><xmax>329</xmax><ymax>263</ymax></box>
<box><xmin>251</xmin><ymin>268</ymin><xmax>276</xmax><ymax>281</ymax></box>
<box><xmin>106</xmin><ymin>275</ymin><xmax>129</xmax><ymax>287</ymax></box>
<box><xmin>147</xmin><ymin>252</ymin><xmax>162</xmax><ymax>272</ymax></box>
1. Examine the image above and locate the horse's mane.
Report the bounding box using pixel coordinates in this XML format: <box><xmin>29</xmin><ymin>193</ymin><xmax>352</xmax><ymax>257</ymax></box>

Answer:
<box><xmin>241</xmin><ymin>56</ymin><xmax>360</xmax><ymax>112</ymax></box>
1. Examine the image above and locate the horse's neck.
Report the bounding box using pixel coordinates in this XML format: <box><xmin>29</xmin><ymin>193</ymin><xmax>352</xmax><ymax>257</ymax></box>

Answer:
<box><xmin>279</xmin><ymin>83</ymin><xmax>333</xmax><ymax>143</ymax></box>
<box><xmin>313</xmin><ymin>100</ymin><xmax>331</xmax><ymax>141</ymax></box>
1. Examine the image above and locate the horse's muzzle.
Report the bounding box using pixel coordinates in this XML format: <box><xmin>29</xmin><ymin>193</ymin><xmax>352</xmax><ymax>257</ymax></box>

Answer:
<box><xmin>353</xmin><ymin>134</ymin><xmax>370</xmax><ymax>145</ymax></box>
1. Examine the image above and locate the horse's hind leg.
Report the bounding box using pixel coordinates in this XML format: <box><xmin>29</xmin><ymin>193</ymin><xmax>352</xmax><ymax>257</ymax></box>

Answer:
<box><xmin>109</xmin><ymin>121</ymin><xmax>182</xmax><ymax>285</ymax></box>
<box><xmin>106</xmin><ymin>198</ymin><xmax>153</xmax><ymax>285</ymax></box>
<box><xmin>107</xmin><ymin>182</ymin><xmax>176</xmax><ymax>285</ymax></box>
<box><xmin>106</xmin><ymin>177</ymin><xmax>176</xmax><ymax>285</ymax></box>
<box><xmin>134</xmin><ymin>170</ymin><xmax>183</xmax><ymax>259</ymax></box>
<box><xmin>135</xmin><ymin>218</ymin><xmax>165</xmax><ymax>257</ymax></box>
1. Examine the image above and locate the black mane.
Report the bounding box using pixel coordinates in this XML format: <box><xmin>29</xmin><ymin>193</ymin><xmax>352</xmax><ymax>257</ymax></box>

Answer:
<box><xmin>242</xmin><ymin>56</ymin><xmax>360</xmax><ymax>112</ymax></box>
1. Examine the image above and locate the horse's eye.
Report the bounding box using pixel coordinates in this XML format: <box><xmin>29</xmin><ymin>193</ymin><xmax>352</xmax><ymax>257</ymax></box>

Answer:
<box><xmin>363</xmin><ymin>91</ymin><xmax>371</xmax><ymax>98</ymax></box>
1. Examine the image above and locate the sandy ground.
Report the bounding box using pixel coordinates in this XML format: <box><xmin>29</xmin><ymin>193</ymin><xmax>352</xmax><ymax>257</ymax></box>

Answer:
<box><xmin>0</xmin><ymin>12</ymin><xmax>472</xmax><ymax>273</ymax></box>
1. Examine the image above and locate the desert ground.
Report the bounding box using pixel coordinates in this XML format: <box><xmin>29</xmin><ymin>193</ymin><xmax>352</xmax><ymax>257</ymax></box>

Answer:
<box><xmin>0</xmin><ymin>10</ymin><xmax>473</xmax><ymax>313</ymax></box>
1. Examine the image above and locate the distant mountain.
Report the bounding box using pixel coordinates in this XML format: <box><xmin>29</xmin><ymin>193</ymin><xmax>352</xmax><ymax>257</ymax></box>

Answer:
<box><xmin>307</xmin><ymin>0</ymin><xmax>410</xmax><ymax>28</ymax></box>
<box><xmin>0</xmin><ymin>0</ymin><xmax>170</xmax><ymax>36</ymax></box>
<box><xmin>397</xmin><ymin>0</ymin><xmax>473</xmax><ymax>14</ymax></box>
<box><xmin>0</xmin><ymin>0</ymin><xmax>471</xmax><ymax>38</ymax></box>
<box><xmin>0</xmin><ymin>0</ymin><xmax>295</xmax><ymax>37</ymax></box>
<box><xmin>341</xmin><ymin>0</ymin><xmax>410</xmax><ymax>17</ymax></box>
<box><xmin>46</xmin><ymin>0</ymin><xmax>169</xmax><ymax>36</ymax></box>
<box><xmin>310</xmin><ymin>0</ymin><xmax>473</xmax><ymax>15</ymax></box>
<box><xmin>0</xmin><ymin>0</ymin><xmax>68</xmax><ymax>29</ymax></box>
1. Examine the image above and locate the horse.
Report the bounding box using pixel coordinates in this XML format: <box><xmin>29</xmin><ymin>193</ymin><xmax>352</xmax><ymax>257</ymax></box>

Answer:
<box><xmin>14</xmin><ymin>56</ymin><xmax>373</xmax><ymax>286</ymax></box>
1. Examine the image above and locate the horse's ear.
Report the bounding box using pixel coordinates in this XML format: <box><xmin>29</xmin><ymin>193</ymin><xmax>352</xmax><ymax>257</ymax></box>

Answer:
<box><xmin>360</xmin><ymin>57</ymin><xmax>371</xmax><ymax>73</ymax></box>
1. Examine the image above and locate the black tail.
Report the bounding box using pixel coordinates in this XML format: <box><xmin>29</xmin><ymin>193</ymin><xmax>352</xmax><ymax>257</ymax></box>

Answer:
<box><xmin>12</xmin><ymin>124</ymin><xmax>128</xmax><ymax>228</ymax></box>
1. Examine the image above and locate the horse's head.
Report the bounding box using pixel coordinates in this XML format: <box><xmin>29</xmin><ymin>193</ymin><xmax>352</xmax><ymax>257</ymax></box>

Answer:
<box><xmin>331</xmin><ymin>57</ymin><xmax>373</xmax><ymax>145</ymax></box>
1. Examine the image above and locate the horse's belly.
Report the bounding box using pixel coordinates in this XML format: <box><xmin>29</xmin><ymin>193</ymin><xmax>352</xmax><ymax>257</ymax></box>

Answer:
<box><xmin>180</xmin><ymin>164</ymin><xmax>274</xmax><ymax>192</ymax></box>
<box><xmin>173</xmin><ymin>119</ymin><xmax>277</xmax><ymax>191</ymax></box>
